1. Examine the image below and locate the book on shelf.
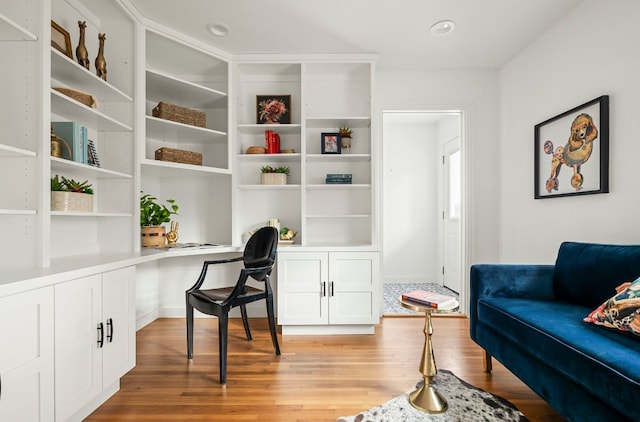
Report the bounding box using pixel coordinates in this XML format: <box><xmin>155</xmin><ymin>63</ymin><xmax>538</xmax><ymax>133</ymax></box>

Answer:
<box><xmin>326</xmin><ymin>173</ymin><xmax>353</xmax><ymax>179</ymax></box>
<box><xmin>325</xmin><ymin>179</ymin><xmax>353</xmax><ymax>184</ymax></box>
<box><xmin>52</xmin><ymin>121</ymin><xmax>87</xmax><ymax>164</ymax></box>
<box><xmin>326</xmin><ymin>173</ymin><xmax>353</xmax><ymax>184</ymax></box>
<box><xmin>402</xmin><ymin>290</ymin><xmax>457</xmax><ymax>309</ymax></box>
<box><xmin>87</xmin><ymin>139</ymin><xmax>101</xmax><ymax>167</ymax></box>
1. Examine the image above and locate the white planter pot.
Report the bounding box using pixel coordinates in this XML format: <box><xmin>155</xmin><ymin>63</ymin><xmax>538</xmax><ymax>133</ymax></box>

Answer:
<box><xmin>261</xmin><ymin>173</ymin><xmax>287</xmax><ymax>185</ymax></box>
<box><xmin>51</xmin><ymin>191</ymin><xmax>93</xmax><ymax>212</ymax></box>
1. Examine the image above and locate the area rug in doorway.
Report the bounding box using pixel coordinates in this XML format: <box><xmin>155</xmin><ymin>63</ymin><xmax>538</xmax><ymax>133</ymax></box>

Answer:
<box><xmin>337</xmin><ymin>370</ymin><xmax>528</xmax><ymax>422</ymax></box>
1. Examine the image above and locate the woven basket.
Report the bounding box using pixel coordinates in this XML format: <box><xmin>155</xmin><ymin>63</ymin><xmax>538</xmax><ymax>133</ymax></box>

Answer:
<box><xmin>261</xmin><ymin>173</ymin><xmax>287</xmax><ymax>185</ymax></box>
<box><xmin>51</xmin><ymin>191</ymin><xmax>93</xmax><ymax>212</ymax></box>
<box><xmin>53</xmin><ymin>87</ymin><xmax>97</xmax><ymax>108</ymax></box>
<box><xmin>152</xmin><ymin>102</ymin><xmax>206</xmax><ymax>127</ymax></box>
<box><xmin>155</xmin><ymin>147</ymin><xmax>202</xmax><ymax>165</ymax></box>
<box><xmin>141</xmin><ymin>226</ymin><xmax>166</xmax><ymax>247</ymax></box>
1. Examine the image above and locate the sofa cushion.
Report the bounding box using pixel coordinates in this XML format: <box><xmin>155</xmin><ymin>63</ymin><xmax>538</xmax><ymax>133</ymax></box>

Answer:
<box><xmin>584</xmin><ymin>277</ymin><xmax>640</xmax><ymax>338</ymax></box>
<box><xmin>553</xmin><ymin>242</ymin><xmax>640</xmax><ymax>308</ymax></box>
<box><xmin>478</xmin><ymin>297</ymin><xmax>640</xmax><ymax>419</ymax></box>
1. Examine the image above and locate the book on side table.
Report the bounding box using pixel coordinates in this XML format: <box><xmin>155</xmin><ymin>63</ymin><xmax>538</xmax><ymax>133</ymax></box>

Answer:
<box><xmin>402</xmin><ymin>290</ymin><xmax>457</xmax><ymax>309</ymax></box>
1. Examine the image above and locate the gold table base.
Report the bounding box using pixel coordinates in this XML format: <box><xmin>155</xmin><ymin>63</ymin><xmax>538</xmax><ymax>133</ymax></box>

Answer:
<box><xmin>399</xmin><ymin>297</ymin><xmax>459</xmax><ymax>414</ymax></box>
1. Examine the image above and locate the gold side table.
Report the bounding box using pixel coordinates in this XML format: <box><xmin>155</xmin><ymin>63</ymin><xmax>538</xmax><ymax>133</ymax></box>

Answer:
<box><xmin>399</xmin><ymin>297</ymin><xmax>459</xmax><ymax>413</ymax></box>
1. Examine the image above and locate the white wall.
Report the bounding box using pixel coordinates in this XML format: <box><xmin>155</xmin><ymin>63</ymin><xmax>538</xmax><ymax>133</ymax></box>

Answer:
<box><xmin>382</xmin><ymin>114</ymin><xmax>439</xmax><ymax>283</ymax></box>
<box><xmin>376</xmin><ymin>70</ymin><xmax>502</xmax><ymax>273</ymax></box>
<box><xmin>499</xmin><ymin>0</ymin><xmax>640</xmax><ymax>263</ymax></box>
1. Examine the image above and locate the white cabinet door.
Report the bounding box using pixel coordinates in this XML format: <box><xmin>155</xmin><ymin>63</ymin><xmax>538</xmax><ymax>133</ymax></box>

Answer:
<box><xmin>0</xmin><ymin>287</ymin><xmax>54</xmax><ymax>422</ymax></box>
<box><xmin>55</xmin><ymin>275</ymin><xmax>103</xmax><ymax>422</ymax></box>
<box><xmin>328</xmin><ymin>252</ymin><xmax>379</xmax><ymax>325</ymax></box>
<box><xmin>277</xmin><ymin>251</ymin><xmax>328</xmax><ymax>325</ymax></box>
<box><xmin>102</xmin><ymin>266</ymin><xmax>136</xmax><ymax>388</ymax></box>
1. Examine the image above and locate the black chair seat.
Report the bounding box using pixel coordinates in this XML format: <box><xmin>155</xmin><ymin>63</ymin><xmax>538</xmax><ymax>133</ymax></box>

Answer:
<box><xmin>185</xmin><ymin>226</ymin><xmax>281</xmax><ymax>384</ymax></box>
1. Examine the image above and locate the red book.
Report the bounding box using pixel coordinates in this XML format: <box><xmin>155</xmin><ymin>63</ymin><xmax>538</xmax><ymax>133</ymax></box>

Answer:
<box><xmin>402</xmin><ymin>290</ymin><xmax>457</xmax><ymax>309</ymax></box>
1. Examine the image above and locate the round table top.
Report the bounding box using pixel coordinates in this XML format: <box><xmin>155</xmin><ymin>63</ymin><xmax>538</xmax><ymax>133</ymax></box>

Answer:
<box><xmin>398</xmin><ymin>297</ymin><xmax>459</xmax><ymax>314</ymax></box>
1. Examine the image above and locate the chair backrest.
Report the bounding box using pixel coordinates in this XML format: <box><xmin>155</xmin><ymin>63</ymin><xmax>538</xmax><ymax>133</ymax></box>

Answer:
<box><xmin>243</xmin><ymin>226</ymin><xmax>278</xmax><ymax>281</ymax></box>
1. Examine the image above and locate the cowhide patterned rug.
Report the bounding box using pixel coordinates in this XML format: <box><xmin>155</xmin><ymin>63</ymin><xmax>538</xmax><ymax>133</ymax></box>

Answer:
<box><xmin>337</xmin><ymin>370</ymin><xmax>529</xmax><ymax>422</ymax></box>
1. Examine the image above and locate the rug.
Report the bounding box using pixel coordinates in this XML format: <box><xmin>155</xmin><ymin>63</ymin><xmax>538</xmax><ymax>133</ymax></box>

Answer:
<box><xmin>337</xmin><ymin>370</ymin><xmax>529</xmax><ymax>422</ymax></box>
<box><xmin>383</xmin><ymin>283</ymin><xmax>459</xmax><ymax>316</ymax></box>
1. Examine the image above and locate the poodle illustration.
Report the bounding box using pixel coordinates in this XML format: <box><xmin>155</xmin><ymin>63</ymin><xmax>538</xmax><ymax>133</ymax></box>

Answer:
<box><xmin>544</xmin><ymin>113</ymin><xmax>598</xmax><ymax>192</ymax></box>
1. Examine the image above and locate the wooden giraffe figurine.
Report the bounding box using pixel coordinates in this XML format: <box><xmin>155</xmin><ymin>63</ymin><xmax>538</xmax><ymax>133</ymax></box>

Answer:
<box><xmin>95</xmin><ymin>33</ymin><xmax>107</xmax><ymax>81</ymax></box>
<box><xmin>75</xmin><ymin>21</ymin><xmax>89</xmax><ymax>69</ymax></box>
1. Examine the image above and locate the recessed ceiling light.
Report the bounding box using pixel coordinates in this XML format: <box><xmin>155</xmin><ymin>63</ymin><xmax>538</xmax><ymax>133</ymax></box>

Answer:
<box><xmin>206</xmin><ymin>22</ymin><xmax>230</xmax><ymax>37</ymax></box>
<box><xmin>430</xmin><ymin>20</ymin><xmax>456</xmax><ymax>36</ymax></box>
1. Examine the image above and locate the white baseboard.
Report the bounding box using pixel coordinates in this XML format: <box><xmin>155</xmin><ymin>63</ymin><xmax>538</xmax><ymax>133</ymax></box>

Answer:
<box><xmin>281</xmin><ymin>325</ymin><xmax>375</xmax><ymax>335</ymax></box>
<box><xmin>136</xmin><ymin>309</ymin><xmax>159</xmax><ymax>331</ymax></box>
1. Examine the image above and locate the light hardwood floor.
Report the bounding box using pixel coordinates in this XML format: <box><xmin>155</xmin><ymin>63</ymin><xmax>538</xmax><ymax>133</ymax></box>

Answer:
<box><xmin>87</xmin><ymin>316</ymin><xmax>565</xmax><ymax>421</ymax></box>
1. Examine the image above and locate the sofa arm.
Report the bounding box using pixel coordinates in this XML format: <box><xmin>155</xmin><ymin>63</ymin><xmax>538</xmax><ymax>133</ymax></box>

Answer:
<box><xmin>469</xmin><ymin>264</ymin><xmax>555</xmax><ymax>340</ymax></box>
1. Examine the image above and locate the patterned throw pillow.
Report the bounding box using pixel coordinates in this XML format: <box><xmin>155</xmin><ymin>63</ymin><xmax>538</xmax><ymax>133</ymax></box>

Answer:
<box><xmin>584</xmin><ymin>277</ymin><xmax>640</xmax><ymax>337</ymax></box>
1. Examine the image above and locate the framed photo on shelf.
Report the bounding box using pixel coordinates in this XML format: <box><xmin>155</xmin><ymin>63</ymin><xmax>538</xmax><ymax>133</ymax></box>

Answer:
<box><xmin>534</xmin><ymin>95</ymin><xmax>609</xmax><ymax>199</ymax></box>
<box><xmin>256</xmin><ymin>95</ymin><xmax>291</xmax><ymax>124</ymax></box>
<box><xmin>321</xmin><ymin>132</ymin><xmax>341</xmax><ymax>154</ymax></box>
<box><xmin>51</xmin><ymin>20</ymin><xmax>73</xmax><ymax>59</ymax></box>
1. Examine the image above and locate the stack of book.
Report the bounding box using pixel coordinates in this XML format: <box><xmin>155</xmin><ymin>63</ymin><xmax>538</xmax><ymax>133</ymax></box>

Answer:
<box><xmin>325</xmin><ymin>173</ymin><xmax>352</xmax><ymax>184</ymax></box>
<box><xmin>401</xmin><ymin>290</ymin><xmax>457</xmax><ymax>309</ymax></box>
<box><xmin>52</xmin><ymin>121</ymin><xmax>100</xmax><ymax>167</ymax></box>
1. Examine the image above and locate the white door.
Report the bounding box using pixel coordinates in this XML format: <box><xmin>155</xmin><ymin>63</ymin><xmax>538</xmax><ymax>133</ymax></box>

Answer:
<box><xmin>329</xmin><ymin>252</ymin><xmax>379</xmax><ymax>325</ymax></box>
<box><xmin>443</xmin><ymin>137</ymin><xmax>461</xmax><ymax>292</ymax></box>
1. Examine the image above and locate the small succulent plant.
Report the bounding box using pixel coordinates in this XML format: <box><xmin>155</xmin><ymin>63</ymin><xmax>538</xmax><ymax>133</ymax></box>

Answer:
<box><xmin>339</xmin><ymin>126</ymin><xmax>353</xmax><ymax>137</ymax></box>
<box><xmin>51</xmin><ymin>175</ymin><xmax>94</xmax><ymax>194</ymax></box>
<box><xmin>261</xmin><ymin>165</ymin><xmax>290</xmax><ymax>175</ymax></box>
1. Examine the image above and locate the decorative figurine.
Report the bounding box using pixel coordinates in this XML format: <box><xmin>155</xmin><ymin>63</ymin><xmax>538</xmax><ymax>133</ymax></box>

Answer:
<box><xmin>75</xmin><ymin>21</ymin><xmax>89</xmax><ymax>70</ymax></box>
<box><xmin>166</xmin><ymin>221</ymin><xmax>179</xmax><ymax>245</ymax></box>
<box><xmin>95</xmin><ymin>33</ymin><xmax>107</xmax><ymax>81</ymax></box>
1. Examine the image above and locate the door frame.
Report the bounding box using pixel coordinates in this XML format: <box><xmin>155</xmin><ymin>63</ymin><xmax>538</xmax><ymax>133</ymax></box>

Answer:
<box><xmin>377</xmin><ymin>106</ymin><xmax>469</xmax><ymax>315</ymax></box>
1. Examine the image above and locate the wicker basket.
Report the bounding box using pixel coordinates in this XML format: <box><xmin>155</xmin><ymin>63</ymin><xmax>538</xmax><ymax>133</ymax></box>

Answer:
<box><xmin>152</xmin><ymin>102</ymin><xmax>206</xmax><ymax>127</ymax></box>
<box><xmin>53</xmin><ymin>87</ymin><xmax>97</xmax><ymax>108</ymax></box>
<box><xmin>155</xmin><ymin>147</ymin><xmax>202</xmax><ymax>165</ymax></box>
<box><xmin>141</xmin><ymin>226</ymin><xmax>166</xmax><ymax>247</ymax></box>
<box><xmin>51</xmin><ymin>191</ymin><xmax>93</xmax><ymax>212</ymax></box>
<box><xmin>261</xmin><ymin>173</ymin><xmax>287</xmax><ymax>185</ymax></box>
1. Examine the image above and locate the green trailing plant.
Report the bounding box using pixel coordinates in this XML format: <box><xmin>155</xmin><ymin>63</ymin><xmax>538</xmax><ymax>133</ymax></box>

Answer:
<box><xmin>51</xmin><ymin>175</ymin><xmax>94</xmax><ymax>194</ymax></box>
<box><xmin>260</xmin><ymin>165</ymin><xmax>290</xmax><ymax>175</ymax></box>
<box><xmin>140</xmin><ymin>192</ymin><xmax>179</xmax><ymax>227</ymax></box>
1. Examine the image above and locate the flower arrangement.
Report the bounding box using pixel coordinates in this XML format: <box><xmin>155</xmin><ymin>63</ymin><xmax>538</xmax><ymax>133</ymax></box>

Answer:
<box><xmin>258</xmin><ymin>98</ymin><xmax>288</xmax><ymax>123</ymax></box>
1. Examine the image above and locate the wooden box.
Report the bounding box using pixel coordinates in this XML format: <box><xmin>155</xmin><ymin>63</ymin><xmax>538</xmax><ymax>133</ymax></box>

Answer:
<box><xmin>155</xmin><ymin>147</ymin><xmax>202</xmax><ymax>165</ymax></box>
<box><xmin>152</xmin><ymin>101</ymin><xmax>206</xmax><ymax>127</ymax></box>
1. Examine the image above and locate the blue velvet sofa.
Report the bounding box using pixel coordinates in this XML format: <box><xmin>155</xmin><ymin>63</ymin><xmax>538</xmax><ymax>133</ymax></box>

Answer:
<box><xmin>470</xmin><ymin>242</ymin><xmax>640</xmax><ymax>422</ymax></box>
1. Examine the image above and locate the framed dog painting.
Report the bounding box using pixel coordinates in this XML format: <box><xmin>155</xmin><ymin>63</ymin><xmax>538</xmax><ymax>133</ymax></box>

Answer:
<box><xmin>534</xmin><ymin>95</ymin><xmax>609</xmax><ymax>199</ymax></box>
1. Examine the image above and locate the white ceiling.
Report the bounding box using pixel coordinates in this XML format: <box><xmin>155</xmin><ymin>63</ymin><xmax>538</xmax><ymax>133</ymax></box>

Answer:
<box><xmin>126</xmin><ymin>0</ymin><xmax>582</xmax><ymax>70</ymax></box>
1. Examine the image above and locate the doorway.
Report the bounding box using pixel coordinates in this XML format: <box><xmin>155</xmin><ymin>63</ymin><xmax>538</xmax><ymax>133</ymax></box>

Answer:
<box><xmin>381</xmin><ymin>111</ymin><xmax>463</xmax><ymax>312</ymax></box>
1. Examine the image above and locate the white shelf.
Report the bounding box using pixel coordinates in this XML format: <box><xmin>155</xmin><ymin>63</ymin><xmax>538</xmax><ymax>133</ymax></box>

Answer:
<box><xmin>141</xmin><ymin>159</ymin><xmax>232</xmax><ymax>178</ymax></box>
<box><xmin>51</xmin><ymin>49</ymin><xmax>133</xmax><ymax>102</ymax></box>
<box><xmin>51</xmin><ymin>157</ymin><xmax>132</xmax><ymax>179</ymax></box>
<box><xmin>146</xmin><ymin>69</ymin><xmax>226</xmax><ymax>108</ymax></box>
<box><xmin>307</xmin><ymin>214</ymin><xmax>370</xmax><ymax>219</ymax></box>
<box><xmin>0</xmin><ymin>209</ymin><xmax>37</xmax><ymax>215</ymax></box>
<box><xmin>145</xmin><ymin>116</ymin><xmax>226</xmax><ymax>143</ymax></box>
<box><xmin>306</xmin><ymin>154</ymin><xmax>370</xmax><ymax>162</ymax></box>
<box><xmin>0</xmin><ymin>12</ymin><xmax>37</xmax><ymax>41</ymax></box>
<box><xmin>237</xmin><ymin>153</ymin><xmax>301</xmax><ymax>162</ymax></box>
<box><xmin>237</xmin><ymin>184</ymin><xmax>301</xmax><ymax>190</ymax></box>
<box><xmin>51</xmin><ymin>212</ymin><xmax>133</xmax><ymax>217</ymax></box>
<box><xmin>0</xmin><ymin>143</ymin><xmax>36</xmax><ymax>157</ymax></box>
<box><xmin>51</xmin><ymin>90</ymin><xmax>133</xmax><ymax>132</ymax></box>
<box><xmin>307</xmin><ymin>184</ymin><xmax>371</xmax><ymax>190</ymax></box>
<box><xmin>237</xmin><ymin>124</ymin><xmax>302</xmax><ymax>135</ymax></box>
<box><xmin>305</xmin><ymin>117</ymin><xmax>370</xmax><ymax>128</ymax></box>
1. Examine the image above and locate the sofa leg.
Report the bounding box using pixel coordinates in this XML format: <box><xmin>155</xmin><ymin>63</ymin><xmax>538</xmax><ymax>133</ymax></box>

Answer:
<box><xmin>483</xmin><ymin>350</ymin><xmax>493</xmax><ymax>373</ymax></box>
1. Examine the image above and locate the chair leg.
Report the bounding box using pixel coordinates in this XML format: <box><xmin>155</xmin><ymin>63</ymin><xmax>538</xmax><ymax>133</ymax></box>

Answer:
<box><xmin>186</xmin><ymin>297</ymin><xmax>194</xmax><ymax>359</ymax></box>
<box><xmin>240</xmin><ymin>304</ymin><xmax>252</xmax><ymax>341</ymax></box>
<box><xmin>218</xmin><ymin>312</ymin><xmax>229</xmax><ymax>384</ymax></box>
<box><xmin>266</xmin><ymin>294</ymin><xmax>281</xmax><ymax>355</ymax></box>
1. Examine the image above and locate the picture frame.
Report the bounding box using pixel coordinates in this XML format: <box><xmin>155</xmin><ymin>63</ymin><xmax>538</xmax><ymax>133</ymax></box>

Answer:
<box><xmin>321</xmin><ymin>132</ymin><xmax>341</xmax><ymax>154</ymax></box>
<box><xmin>534</xmin><ymin>95</ymin><xmax>609</xmax><ymax>199</ymax></box>
<box><xmin>256</xmin><ymin>95</ymin><xmax>291</xmax><ymax>124</ymax></box>
<box><xmin>51</xmin><ymin>20</ymin><xmax>73</xmax><ymax>59</ymax></box>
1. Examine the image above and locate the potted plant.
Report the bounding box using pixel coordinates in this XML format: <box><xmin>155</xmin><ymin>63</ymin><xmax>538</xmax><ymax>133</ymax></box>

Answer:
<box><xmin>51</xmin><ymin>175</ymin><xmax>94</xmax><ymax>212</ymax></box>
<box><xmin>140</xmin><ymin>192</ymin><xmax>179</xmax><ymax>247</ymax></box>
<box><xmin>260</xmin><ymin>165</ymin><xmax>290</xmax><ymax>185</ymax></box>
<box><xmin>339</xmin><ymin>126</ymin><xmax>353</xmax><ymax>151</ymax></box>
